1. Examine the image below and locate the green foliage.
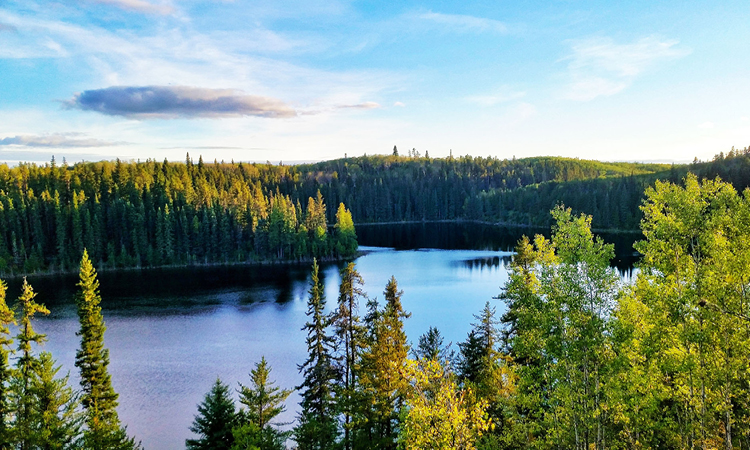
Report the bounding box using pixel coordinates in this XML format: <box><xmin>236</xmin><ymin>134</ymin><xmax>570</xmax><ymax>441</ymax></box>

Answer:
<box><xmin>236</xmin><ymin>357</ymin><xmax>292</xmax><ymax>450</ymax></box>
<box><xmin>75</xmin><ymin>250</ymin><xmax>137</xmax><ymax>449</ymax></box>
<box><xmin>0</xmin><ymin>279</ymin><xmax>13</xmax><ymax>444</ymax></box>
<box><xmin>399</xmin><ymin>359</ymin><xmax>491</xmax><ymax>450</ymax></box>
<box><xmin>0</xmin><ymin>159</ymin><xmax>358</xmax><ymax>275</ymax></box>
<box><xmin>355</xmin><ymin>276</ymin><xmax>411</xmax><ymax>449</ymax></box>
<box><xmin>26</xmin><ymin>352</ymin><xmax>82</xmax><ymax>449</ymax></box>
<box><xmin>294</xmin><ymin>260</ymin><xmax>339</xmax><ymax>450</ymax></box>
<box><xmin>332</xmin><ymin>262</ymin><xmax>367</xmax><ymax>450</ymax></box>
<box><xmin>187</xmin><ymin>378</ymin><xmax>239</xmax><ymax>450</ymax></box>
<box><xmin>334</xmin><ymin>204</ymin><xmax>357</xmax><ymax>258</ymax></box>
<box><xmin>12</xmin><ymin>277</ymin><xmax>50</xmax><ymax>447</ymax></box>
<box><xmin>413</xmin><ymin>326</ymin><xmax>454</xmax><ymax>366</ymax></box>
<box><xmin>501</xmin><ymin>206</ymin><xmax>620</xmax><ymax>449</ymax></box>
<box><xmin>612</xmin><ymin>173</ymin><xmax>750</xmax><ymax>448</ymax></box>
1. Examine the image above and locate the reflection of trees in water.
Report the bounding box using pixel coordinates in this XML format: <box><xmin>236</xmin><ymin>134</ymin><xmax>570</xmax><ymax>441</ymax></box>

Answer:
<box><xmin>359</xmin><ymin>223</ymin><xmax>641</xmax><ymax>275</ymax></box>
<box><xmin>460</xmin><ymin>256</ymin><xmax>512</xmax><ymax>271</ymax></box>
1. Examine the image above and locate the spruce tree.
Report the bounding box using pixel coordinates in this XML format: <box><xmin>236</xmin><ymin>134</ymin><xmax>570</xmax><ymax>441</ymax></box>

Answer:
<box><xmin>332</xmin><ymin>263</ymin><xmax>366</xmax><ymax>450</ymax></box>
<box><xmin>0</xmin><ymin>280</ymin><xmax>14</xmax><ymax>444</ymax></box>
<box><xmin>413</xmin><ymin>326</ymin><xmax>453</xmax><ymax>365</ymax></box>
<box><xmin>356</xmin><ymin>277</ymin><xmax>410</xmax><ymax>449</ymax></box>
<box><xmin>187</xmin><ymin>378</ymin><xmax>238</xmax><ymax>450</ymax></box>
<box><xmin>74</xmin><ymin>250</ymin><xmax>136</xmax><ymax>449</ymax></box>
<box><xmin>294</xmin><ymin>259</ymin><xmax>338</xmax><ymax>450</ymax></box>
<box><xmin>12</xmin><ymin>277</ymin><xmax>49</xmax><ymax>448</ymax></box>
<box><xmin>28</xmin><ymin>352</ymin><xmax>82</xmax><ymax>449</ymax></box>
<box><xmin>236</xmin><ymin>357</ymin><xmax>292</xmax><ymax>450</ymax></box>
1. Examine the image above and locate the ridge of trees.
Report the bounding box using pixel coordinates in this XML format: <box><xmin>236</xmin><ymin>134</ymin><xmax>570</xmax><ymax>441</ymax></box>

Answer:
<box><xmin>5</xmin><ymin>147</ymin><xmax>750</xmax><ymax>276</ymax></box>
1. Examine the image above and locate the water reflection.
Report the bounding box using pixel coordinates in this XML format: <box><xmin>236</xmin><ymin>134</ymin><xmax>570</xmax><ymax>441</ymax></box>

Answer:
<box><xmin>1</xmin><ymin>223</ymin><xmax>642</xmax><ymax>450</ymax></box>
<box><xmin>357</xmin><ymin>222</ymin><xmax>641</xmax><ymax>276</ymax></box>
<box><xmin>459</xmin><ymin>255</ymin><xmax>512</xmax><ymax>271</ymax></box>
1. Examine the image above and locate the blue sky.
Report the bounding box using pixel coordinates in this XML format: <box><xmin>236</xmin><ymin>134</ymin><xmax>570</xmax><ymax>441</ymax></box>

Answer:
<box><xmin>1</xmin><ymin>0</ymin><xmax>749</xmax><ymax>164</ymax></box>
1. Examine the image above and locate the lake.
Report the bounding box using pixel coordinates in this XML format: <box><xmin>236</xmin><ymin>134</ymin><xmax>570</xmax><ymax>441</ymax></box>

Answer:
<box><xmin>5</xmin><ymin>223</ymin><xmax>639</xmax><ymax>449</ymax></box>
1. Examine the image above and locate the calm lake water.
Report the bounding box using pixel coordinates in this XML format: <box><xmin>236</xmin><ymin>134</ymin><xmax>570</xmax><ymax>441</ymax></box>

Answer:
<box><xmin>6</xmin><ymin>223</ymin><xmax>639</xmax><ymax>449</ymax></box>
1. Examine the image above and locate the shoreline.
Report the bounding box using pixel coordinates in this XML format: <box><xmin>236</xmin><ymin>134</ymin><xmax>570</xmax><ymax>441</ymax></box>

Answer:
<box><xmin>354</xmin><ymin>218</ymin><xmax>642</xmax><ymax>234</ymax></box>
<box><xmin>0</xmin><ymin>253</ymin><xmax>362</xmax><ymax>280</ymax></box>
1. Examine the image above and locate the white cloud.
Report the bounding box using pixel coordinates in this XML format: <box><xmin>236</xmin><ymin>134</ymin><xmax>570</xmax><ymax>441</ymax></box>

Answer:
<box><xmin>393</xmin><ymin>101</ymin><xmax>405</xmax><ymax>107</ymax></box>
<box><xmin>336</xmin><ymin>101</ymin><xmax>380</xmax><ymax>110</ymax></box>
<box><xmin>0</xmin><ymin>9</ymin><xmax>399</xmax><ymax>112</ymax></box>
<box><xmin>561</xmin><ymin>36</ymin><xmax>690</xmax><ymax>101</ymax></box>
<box><xmin>699</xmin><ymin>121</ymin><xmax>715</xmax><ymax>129</ymax></box>
<box><xmin>419</xmin><ymin>11</ymin><xmax>509</xmax><ymax>34</ymax></box>
<box><xmin>0</xmin><ymin>133</ymin><xmax>121</xmax><ymax>147</ymax></box>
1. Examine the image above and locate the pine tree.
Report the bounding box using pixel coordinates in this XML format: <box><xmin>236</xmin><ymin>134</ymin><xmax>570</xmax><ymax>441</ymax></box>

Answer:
<box><xmin>187</xmin><ymin>378</ymin><xmax>238</xmax><ymax>450</ymax></box>
<box><xmin>413</xmin><ymin>326</ymin><xmax>453</xmax><ymax>365</ymax></box>
<box><xmin>334</xmin><ymin>204</ymin><xmax>357</xmax><ymax>258</ymax></box>
<box><xmin>12</xmin><ymin>277</ymin><xmax>50</xmax><ymax>449</ymax></box>
<box><xmin>236</xmin><ymin>357</ymin><xmax>292</xmax><ymax>450</ymax></box>
<box><xmin>294</xmin><ymin>259</ymin><xmax>339</xmax><ymax>450</ymax></box>
<box><xmin>356</xmin><ymin>277</ymin><xmax>410</xmax><ymax>449</ymax></box>
<box><xmin>28</xmin><ymin>352</ymin><xmax>82</xmax><ymax>449</ymax></box>
<box><xmin>75</xmin><ymin>250</ymin><xmax>137</xmax><ymax>449</ymax></box>
<box><xmin>0</xmin><ymin>279</ymin><xmax>14</xmax><ymax>444</ymax></box>
<box><xmin>332</xmin><ymin>263</ymin><xmax>366</xmax><ymax>450</ymax></box>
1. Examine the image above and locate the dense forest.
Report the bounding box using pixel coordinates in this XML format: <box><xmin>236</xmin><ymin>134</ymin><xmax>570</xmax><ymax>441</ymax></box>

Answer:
<box><xmin>0</xmin><ymin>157</ymin><xmax>358</xmax><ymax>275</ymax></box>
<box><xmin>182</xmin><ymin>173</ymin><xmax>750</xmax><ymax>450</ymax></box>
<box><xmin>1</xmin><ymin>147</ymin><xmax>749</xmax><ymax>275</ymax></box>
<box><xmin>4</xmin><ymin>173</ymin><xmax>750</xmax><ymax>449</ymax></box>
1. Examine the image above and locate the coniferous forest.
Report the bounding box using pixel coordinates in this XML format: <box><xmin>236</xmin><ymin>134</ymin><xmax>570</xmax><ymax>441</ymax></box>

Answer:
<box><xmin>2</xmin><ymin>147</ymin><xmax>750</xmax><ymax>276</ymax></box>
<box><xmin>3</xmin><ymin>151</ymin><xmax>750</xmax><ymax>449</ymax></box>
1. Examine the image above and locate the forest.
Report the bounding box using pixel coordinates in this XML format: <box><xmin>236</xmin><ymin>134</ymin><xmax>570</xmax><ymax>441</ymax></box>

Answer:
<box><xmin>2</xmin><ymin>172</ymin><xmax>750</xmax><ymax>448</ymax></box>
<box><xmin>2</xmin><ymin>147</ymin><xmax>750</xmax><ymax>276</ymax></box>
<box><xmin>181</xmin><ymin>173</ymin><xmax>750</xmax><ymax>450</ymax></box>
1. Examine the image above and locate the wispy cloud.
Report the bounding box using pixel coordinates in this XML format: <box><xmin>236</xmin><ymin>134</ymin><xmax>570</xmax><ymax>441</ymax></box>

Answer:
<box><xmin>66</xmin><ymin>86</ymin><xmax>298</xmax><ymax>119</ymax></box>
<box><xmin>0</xmin><ymin>133</ymin><xmax>121</xmax><ymax>147</ymax></box>
<box><xmin>561</xmin><ymin>36</ymin><xmax>690</xmax><ymax>101</ymax></box>
<box><xmin>0</xmin><ymin>23</ymin><xmax>17</xmax><ymax>32</ymax></box>
<box><xmin>0</xmin><ymin>10</ymin><xmax>396</xmax><ymax>112</ymax></box>
<box><xmin>419</xmin><ymin>11</ymin><xmax>509</xmax><ymax>34</ymax></box>
<box><xmin>90</xmin><ymin>0</ymin><xmax>175</xmax><ymax>15</ymax></box>
<box><xmin>336</xmin><ymin>101</ymin><xmax>380</xmax><ymax>110</ymax></box>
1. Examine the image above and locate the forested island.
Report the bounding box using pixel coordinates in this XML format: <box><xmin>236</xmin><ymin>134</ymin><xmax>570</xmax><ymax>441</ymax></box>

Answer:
<box><xmin>2</xmin><ymin>147</ymin><xmax>750</xmax><ymax>275</ymax></box>
<box><xmin>4</xmin><ymin>171</ymin><xmax>750</xmax><ymax>449</ymax></box>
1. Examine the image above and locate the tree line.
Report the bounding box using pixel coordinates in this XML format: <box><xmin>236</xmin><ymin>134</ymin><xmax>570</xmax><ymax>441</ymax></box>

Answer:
<box><xmin>0</xmin><ymin>157</ymin><xmax>357</xmax><ymax>275</ymax></box>
<box><xmin>0</xmin><ymin>250</ymin><xmax>139</xmax><ymax>448</ymax></box>
<box><xmin>6</xmin><ymin>148</ymin><xmax>750</xmax><ymax>276</ymax></box>
<box><xmin>187</xmin><ymin>173</ymin><xmax>750</xmax><ymax>449</ymax></box>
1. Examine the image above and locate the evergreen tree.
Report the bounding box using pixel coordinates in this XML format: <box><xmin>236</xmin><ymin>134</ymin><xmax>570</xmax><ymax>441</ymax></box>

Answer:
<box><xmin>0</xmin><ymin>279</ymin><xmax>14</xmax><ymax>444</ymax></box>
<box><xmin>187</xmin><ymin>378</ymin><xmax>238</xmax><ymax>450</ymax></box>
<box><xmin>12</xmin><ymin>277</ymin><xmax>49</xmax><ymax>449</ymax></box>
<box><xmin>413</xmin><ymin>326</ymin><xmax>454</xmax><ymax>365</ymax></box>
<box><xmin>74</xmin><ymin>250</ymin><xmax>137</xmax><ymax>449</ymax></box>
<box><xmin>236</xmin><ymin>357</ymin><xmax>292</xmax><ymax>450</ymax></box>
<box><xmin>28</xmin><ymin>352</ymin><xmax>82</xmax><ymax>449</ymax></box>
<box><xmin>332</xmin><ymin>263</ymin><xmax>366</xmax><ymax>450</ymax></box>
<box><xmin>334</xmin><ymin>204</ymin><xmax>357</xmax><ymax>258</ymax></box>
<box><xmin>356</xmin><ymin>277</ymin><xmax>410</xmax><ymax>449</ymax></box>
<box><xmin>294</xmin><ymin>260</ymin><xmax>339</xmax><ymax>450</ymax></box>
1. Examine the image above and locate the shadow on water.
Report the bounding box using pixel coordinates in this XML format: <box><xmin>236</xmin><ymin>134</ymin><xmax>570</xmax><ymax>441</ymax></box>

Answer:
<box><xmin>358</xmin><ymin>222</ymin><xmax>641</xmax><ymax>277</ymax></box>
<box><xmin>4</xmin><ymin>262</ymin><xmax>322</xmax><ymax>317</ymax></box>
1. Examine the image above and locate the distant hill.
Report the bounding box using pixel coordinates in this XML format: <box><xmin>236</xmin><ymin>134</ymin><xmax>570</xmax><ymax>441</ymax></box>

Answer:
<box><xmin>0</xmin><ymin>148</ymin><xmax>747</xmax><ymax>274</ymax></box>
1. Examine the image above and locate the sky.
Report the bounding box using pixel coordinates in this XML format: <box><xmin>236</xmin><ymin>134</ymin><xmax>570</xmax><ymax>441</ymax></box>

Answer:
<box><xmin>1</xmin><ymin>0</ymin><xmax>749</xmax><ymax>165</ymax></box>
